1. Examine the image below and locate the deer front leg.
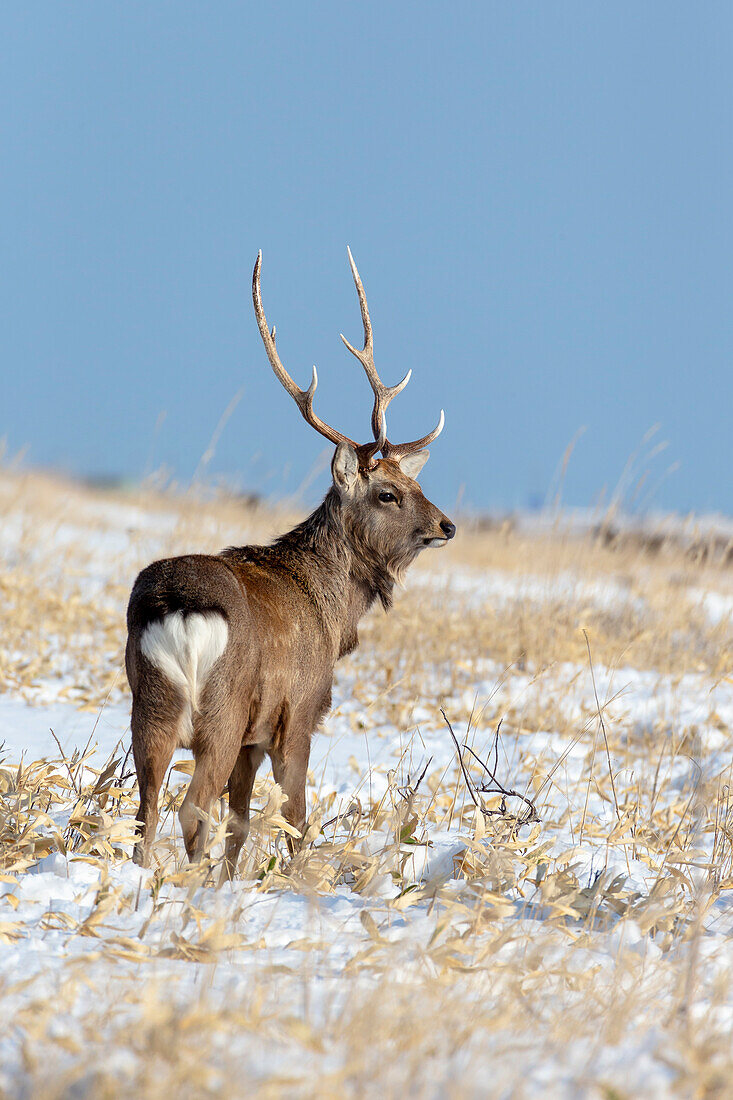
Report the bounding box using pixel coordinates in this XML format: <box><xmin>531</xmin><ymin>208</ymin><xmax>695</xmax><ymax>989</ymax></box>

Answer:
<box><xmin>269</xmin><ymin>734</ymin><xmax>311</xmax><ymax>856</ymax></box>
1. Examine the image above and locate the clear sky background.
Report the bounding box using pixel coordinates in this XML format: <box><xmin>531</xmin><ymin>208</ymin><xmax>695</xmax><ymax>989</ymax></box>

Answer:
<box><xmin>2</xmin><ymin>4</ymin><xmax>732</xmax><ymax>516</ymax></box>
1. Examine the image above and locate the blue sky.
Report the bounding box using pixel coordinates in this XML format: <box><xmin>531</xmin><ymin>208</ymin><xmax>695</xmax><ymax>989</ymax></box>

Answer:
<box><xmin>2</xmin><ymin>4</ymin><xmax>732</xmax><ymax>515</ymax></box>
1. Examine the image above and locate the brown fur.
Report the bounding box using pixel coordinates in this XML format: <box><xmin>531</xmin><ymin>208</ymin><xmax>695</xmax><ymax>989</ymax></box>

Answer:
<box><xmin>126</xmin><ymin>453</ymin><xmax>455</xmax><ymax>880</ymax></box>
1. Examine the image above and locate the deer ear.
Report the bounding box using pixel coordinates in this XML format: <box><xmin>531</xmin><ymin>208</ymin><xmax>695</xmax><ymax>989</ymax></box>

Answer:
<box><xmin>398</xmin><ymin>450</ymin><xmax>429</xmax><ymax>480</ymax></box>
<box><xmin>332</xmin><ymin>441</ymin><xmax>359</xmax><ymax>494</ymax></box>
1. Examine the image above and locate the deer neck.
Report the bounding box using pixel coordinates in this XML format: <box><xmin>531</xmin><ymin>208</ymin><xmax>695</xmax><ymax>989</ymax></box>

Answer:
<box><xmin>272</xmin><ymin>490</ymin><xmax>395</xmax><ymax>658</ymax></box>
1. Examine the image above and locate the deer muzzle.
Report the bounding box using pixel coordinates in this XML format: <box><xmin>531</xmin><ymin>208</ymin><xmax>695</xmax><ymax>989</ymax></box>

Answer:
<box><xmin>423</xmin><ymin>516</ymin><xmax>456</xmax><ymax>547</ymax></box>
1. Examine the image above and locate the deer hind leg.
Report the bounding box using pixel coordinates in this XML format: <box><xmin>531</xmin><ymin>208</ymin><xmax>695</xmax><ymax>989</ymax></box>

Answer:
<box><xmin>131</xmin><ymin>701</ymin><xmax>179</xmax><ymax>868</ymax></box>
<box><xmin>133</xmin><ymin>609</ymin><xmax>230</xmax><ymax>866</ymax></box>
<box><xmin>219</xmin><ymin>742</ymin><xmax>267</xmax><ymax>887</ymax></box>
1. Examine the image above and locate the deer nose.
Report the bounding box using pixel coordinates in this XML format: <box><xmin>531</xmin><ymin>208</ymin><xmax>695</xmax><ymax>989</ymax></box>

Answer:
<box><xmin>440</xmin><ymin>519</ymin><xmax>456</xmax><ymax>540</ymax></box>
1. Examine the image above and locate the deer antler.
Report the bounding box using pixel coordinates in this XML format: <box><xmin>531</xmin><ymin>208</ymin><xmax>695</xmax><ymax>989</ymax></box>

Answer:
<box><xmin>380</xmin><ymin>408</ymin><xmax>445</xmax><ymax>461</ymax></box>
<box><xmin>252</xmin><ymin>252</ymin><xmax>358</xmax><ymax>450</ymax></box>
<box><xmin>253</xmin><ymin>249</ymin><xmax>445</xmax><ymax>464</ymax></box>
<box><xmin>340</xmin><ymin>246</ymin><xmax>411</xmax><ymax>454</ymax></box>
<box><xmin>340</xmin><ymin>248</ymin><xmax>444</xmax><ymax>461</ymax></box>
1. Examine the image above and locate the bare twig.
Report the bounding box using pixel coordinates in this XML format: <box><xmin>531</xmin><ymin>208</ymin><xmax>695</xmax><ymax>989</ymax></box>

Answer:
<box><xmin>441</xmin><ymin>708</ymin><xmax>539</xmax><ymax>828</ymax></box>
<box><xmin>322</xmin><ymin>798</ymin><xmax>363</xmax><ymax>834</ymax></box>
<box><xmin>583</xmin><ymin>630</ymin><xmax>621</xmax><ymax>823</ymax></box>
<box><xmin>398</xmin><ymin>755</ymin><xmax>433</xmax><ymax>801</ymax></box>
<box><xmin>463</xmin><ymin>740</ymin><xmax>540</xmax><ymax>824</ymax></box>
<box><xmin>441</xmin><ymin>708</ymin><xmax>480</xmax><ymax>809</ymax></box>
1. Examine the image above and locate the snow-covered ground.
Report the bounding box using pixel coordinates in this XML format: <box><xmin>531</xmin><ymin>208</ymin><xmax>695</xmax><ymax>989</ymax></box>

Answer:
<box><xmin>2</xmin><ymin>475</ymin><xmax>733</xmax><ymax>1097</ymax></box>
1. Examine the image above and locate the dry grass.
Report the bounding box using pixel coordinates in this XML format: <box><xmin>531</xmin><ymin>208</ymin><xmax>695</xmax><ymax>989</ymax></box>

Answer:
<box><xmin>2</xmin><ymin>468</ymin><xmax>733</xmax><ymax>1097</ymax></box>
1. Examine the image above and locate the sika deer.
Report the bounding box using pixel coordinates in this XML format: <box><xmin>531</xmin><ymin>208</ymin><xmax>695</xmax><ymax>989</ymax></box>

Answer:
<box><xmin>126</xmin><ymin>250</ymin><xmax>455</xmax><ymax>880</ymax></box>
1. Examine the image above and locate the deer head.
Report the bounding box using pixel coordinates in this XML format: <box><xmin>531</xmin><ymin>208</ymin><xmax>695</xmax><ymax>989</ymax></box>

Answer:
<box><xmin>252</xmin><ymin>249</ymin><xmax>455</xmax><ymax>580</ymax></box>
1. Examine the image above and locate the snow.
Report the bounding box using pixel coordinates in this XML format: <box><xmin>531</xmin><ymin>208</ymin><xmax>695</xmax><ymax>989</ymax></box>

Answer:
<box><xmin>3</xmin><ymin>484</ymin><xmax>733</xmax><ymax>1095</ymax></box>
<box><xmin>0</xmin><ymin>695</ymin><xmax>131</xmax><ymax>762</ymax></box>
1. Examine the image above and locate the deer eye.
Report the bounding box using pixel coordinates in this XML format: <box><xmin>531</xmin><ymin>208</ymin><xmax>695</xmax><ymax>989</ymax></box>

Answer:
<box><xmin>378</xmin><ymin>490</ymin><xmax>398</xmax><ymax>504</ymax></box>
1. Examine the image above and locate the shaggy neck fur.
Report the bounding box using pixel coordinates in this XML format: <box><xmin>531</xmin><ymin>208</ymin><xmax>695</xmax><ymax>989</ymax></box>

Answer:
<box><xmin>224</xmin><ymin>487</ymin><xmax>402</xmax><ymax>659</ymax></box>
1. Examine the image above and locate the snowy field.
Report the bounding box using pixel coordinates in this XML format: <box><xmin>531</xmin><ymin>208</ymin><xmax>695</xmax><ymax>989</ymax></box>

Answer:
<box><xmin>2</xmin><ymin>469</ymin><xmax>733</xmax><ymax>1097</ymax></box>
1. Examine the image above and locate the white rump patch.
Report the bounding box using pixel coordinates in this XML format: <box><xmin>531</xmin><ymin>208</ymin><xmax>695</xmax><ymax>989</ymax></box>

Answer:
<box><xmin>140</xmin><ymin>611</ymin><xmax>228</xmax><ymax>747</ymax></box>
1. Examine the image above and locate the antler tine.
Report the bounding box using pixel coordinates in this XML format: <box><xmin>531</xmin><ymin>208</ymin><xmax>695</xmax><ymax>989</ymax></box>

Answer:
<box><xmin>253</xmin><ymin>252</ymin><xmax>356</xmax><ymax>449</ymax></box>
<box><xmin>382</xmin><ymin>409</ymin><xmax>445</xmax><ymax>461</ymax></box>
<box><xmin>340</xmin><ymin>247</ymin><xmax>412</xmax><ymax>444</ymax></box>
